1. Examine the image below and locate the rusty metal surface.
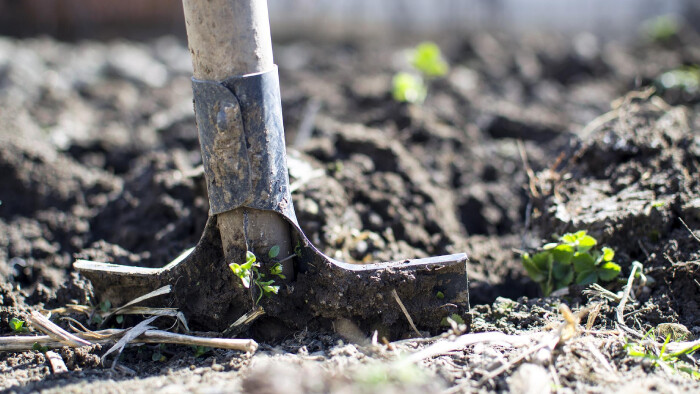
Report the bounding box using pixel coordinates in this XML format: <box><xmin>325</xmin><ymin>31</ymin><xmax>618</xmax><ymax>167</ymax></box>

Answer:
<box><xmin>192</xmin><ymin>67</ymin><xmax>296</xmax><ymax>220</ymax></box>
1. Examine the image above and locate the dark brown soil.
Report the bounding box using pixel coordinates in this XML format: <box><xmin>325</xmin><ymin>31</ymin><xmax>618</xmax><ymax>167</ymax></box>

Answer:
<box><xmin>0</xmin><ymin>28</ymin><xmax>699</xmax><ymax>392</ymax></box>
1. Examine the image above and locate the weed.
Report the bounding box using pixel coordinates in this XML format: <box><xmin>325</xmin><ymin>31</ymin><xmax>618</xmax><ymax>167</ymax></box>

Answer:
<box><xmin>9</xmin><ymin>317</ymin><xmax>27</xmax><ymax>333</ymax></box>
<box><xmin>99</xmin><ymin>300</ymin><xmax>111</xmax><ymax>312</ymax></box>
<box><xmin>392</xmin><ymin>72</ymin><xmax>426</xmax><ymax>104</ymax></box>
<box><xmin>392</xmin><ymin>41</ymin><xmax>449</xmax><ymax>104</ymax></box>
<box><xmin>192</xmin><ymin>345</ymin><xmax>210</xmax><ymax>358</ymax></box>
<box><xmin>625</xmin><ymin>330</ymin><xmax>700</xmax><ymax>379</ymax></box>
<box><xmin>440</xmin><ymin>313</ymin><xmax>465</xmax><ymax>326</ymax></box>
<box><xmin>32</xmin><ymin>342</ymin><xmax>48</xmax><ymax>353</ymax></box>
<box><xmin>522</xmin><ymin>230</ymin><xmax>621</xmax><ymax>296</ymax></box>
<box><xmin>642</xmin><ymin>15</ymin><xmax>680</xmax><ymax>43</ymax></box>
<box><xmin>229</xmin><ymin>250</ymin><xmax>280</xmax><ymax>304</ymax></box>
<box><xmin>656</xmin><ymin>65</ymin><xmax>700</xmax><ymax>94</ymax></box>
<box><xmin>411</xmin><ymin>42</ymin><xmax>449</xmax><ymax>78</ymax></box>
<box><xmin>152</xmin><ymin>344</ymin><xmax>167</xmax><ymax>362</ymax></box>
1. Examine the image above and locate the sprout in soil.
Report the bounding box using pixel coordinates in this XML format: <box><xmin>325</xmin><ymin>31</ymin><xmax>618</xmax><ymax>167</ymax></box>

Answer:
<box><xmin>392</xmin><ymin>41</ymin><xmax>449</xmax><ymax>104</ymax></box>
<box><xmin>229</xmin><ymin>250</ymin><xmax>280</xmax><ymax>304</ymax></box>
<box><xmin>9</xmin><ymin>318</ymin><xmax>27</xmax><ymax>333</ymax></box>
<box><xmin>522</xmin><ymin>230</ymin><xmax>622</xmax><ymax>296</ymax></box>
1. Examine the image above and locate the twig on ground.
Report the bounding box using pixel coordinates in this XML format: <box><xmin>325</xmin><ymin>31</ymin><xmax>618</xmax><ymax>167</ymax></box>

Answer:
<box><xmin>223</xmin><ymin>306</ymin><xmax>265</xmax><ymax>338</ymax></box>
<box><xmin>0</xmin><ymin>328</ymin><xmax>258</xmax><ymax>353</ymax></box>
<box><xmin>679</xmin><ymin>218</ymin><xmax>700</xmax><ymax>244</ymax></box>
<box><xmin>391</xmin><ymin>289</ymin><xmax>422</xmax><ymax>338</ymax></box>
<box><xmin>615</xmin><ymin>261</ymin><xmax>644</xmax><ymax>338</ymax></box>
<box><xmin>102</xmin><ymin>285</ymin><xmax>175</xmax><ymax>326</ymax></box>
<box><xmin>586</xmin><ymin>303</ymin><xmax>602</xmax><ymax>331</ymax></box>
<box><xmin>477</xmin><ymin>337</ymin><xmax>556</xmax><ymax>385</ymax></box>
<box><xmin>102</xmin><ymin>316</ymin><xmax>159</xmax><ymax>368</ymax></box>
<box><xmin>400</xmin><ymin>332</ymin><xmax>531</xmax><ymax>366</ymax></box>
<box><xmin>45</xmin><ymin>351</ymin><xmax>68</xmax><ymax>374</ymax></box>
<box><xmin>585</xmin><ymin>341</ymin><xmax>616</xmax><ymax>373</ymax></box>
<box><xmin>28</xmin><ymin>311</ymin><xmax>92</xmax><ymax>348</ymax></box>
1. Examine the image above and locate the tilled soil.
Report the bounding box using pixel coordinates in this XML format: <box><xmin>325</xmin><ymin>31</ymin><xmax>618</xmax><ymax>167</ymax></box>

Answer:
<box><xmin>0</xmin><ymin>29</ymin><xmax>699</xmax><ymax>392</ymax></box>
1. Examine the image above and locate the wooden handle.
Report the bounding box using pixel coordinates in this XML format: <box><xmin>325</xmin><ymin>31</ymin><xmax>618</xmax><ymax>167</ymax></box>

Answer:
<box><xmin>182</xmin><ymin>0</ymin><xmax>274</xmax><ymax>80</ymax></box>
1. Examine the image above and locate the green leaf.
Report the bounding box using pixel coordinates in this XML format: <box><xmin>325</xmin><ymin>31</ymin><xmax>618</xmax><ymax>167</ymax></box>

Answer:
<box><xmin>543</xmin><ymin>243</ymin><xmax>558</xmax><ymax>250</ymax></box>
<box><xmin>9</xmin><ymin>318</ymin><xmax>25</xmax><ymax>332</ymax></box>
<box><xmin>577</xmin><ymin>235</ymin><xmax>597</xmax><ymax>252</ymax></box>
<box><xmin>116</xmin><ymin>315</ymin><xmax>124</xmax><ymax>324</ymax></box>
<box><xmin>436</xmin><ymin>291</ymin><xmax>445</xmax><ymax>299</ymax></box>
<box><xmin>229</xmin><ymin>263</ymin><xmax>242</xmax><ymax>275</ymax></box>
<box><xmin>552</xmin><ymin>261</ymin><xmax>574</xmax><ymax>286</ymax></box>
<box><xmin>560</xmin><ymin>233</ymin><xmax>577</xmax><ymax>243</ymax></box>
<box><xmin>572</xmin><ymin>252</ymin><xmax>595</xmax><ymax>272</ymax></box>
<box><xmin>262</xmin><ymin>285</ymin><xmax>280</xmax><ymax>295</ymax></box>
<box><xmin>268</xmin><ymin>245</ymin><xmax>280</xmax><ymax>259</ymax></box>
<box><xmin>598</xmin><ymin>262</ymin><xmax>622</xmax><ymax>281</ymax></box>
<box><xmin>100</xmin><ymin>300</ymin><xmax>111</xmax><ymax>312</ymax></box>
<box><xmin>270</xmin><ymin>263</ymin><xmax>283</xmax><ymax>276</ymax></box>
<box><xmin>522</xmin><ymin>255</ymin><xmax>545</xmax><ymax>282</ymax></box>
<box><xmin>448</xmin><ymin>314</ymin><xmax>465</xmax><ymax>325</ymax></box>
<box><xmin>576</xmin><ymin>270</ymin><xmax>598</xmax><ymax>286</ymax></box>
<box><xmin>240</xmin><ymin>275</ymin><xmax>250</xmax><ymax>289</ymax></box>
<box><xmin>532</xmin><ymin>252</ymin><xmax>553</xmax><ymax>271</ymax></box>
<box><xmin>552</xmin><ymin>261</ymin><xmax>570</xmax><ymax>280</ymax></box>
<box><xmin>602</xmin><ymin>247</ymin><xmax>615</xmax><ymax>262</ymax></box>
<box><xmin>32</xmin><ymin>342</ymin><xmax>48</xmax><ymax>353</ymax></box>
<box><xmin>392</xmin><ymin>72</ymin><xmax>427</xmax><ymax>104</ymax></box>
<box><xmin>551</xmin><ymin>244</ymin><xmax>574</xmax><ymax>264</ymax></box>
<box><xmin>411</xmin><ymin>42</ymin><xmax>449</xmax><ymax>77</ymax></box>
<box><xmin>246</xmin><ymin>251</ymin><xmax>256</xmax><ymax>265</ymax></box>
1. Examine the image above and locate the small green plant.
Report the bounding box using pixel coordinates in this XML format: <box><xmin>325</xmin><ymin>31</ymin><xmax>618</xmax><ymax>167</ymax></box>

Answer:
<box><xmin>642</xmin><ymin>15</ymin><xmax>680</xmax><ymax>43</ymax></box>
<box><xmin>152</xmin><ymin>344</ymin><xmax>167</xmax><ymax>362</ymax></box>
<box><xmin>522</xmin><ymin>230</ymin><xmax>622</xmax><ymax>296</ymax></box>
<box><xmin>192</xmin><ymin>345</ymin><xmax>210</xmax><ymax>358</ymax></box>
<box><xmin>656</xmin><ymin>65</ymin><xmax>700</xmax><ymax>94</ymax></box>
<box><xmin>392</xmin><ymin>73</ymin><xmax>427</xmax><ymax>104</ymax></box>
<box><xmin>626</xmin><ymin>330</ymin><xmax>700</xmax><ymax>378</ymax></box>
<box><xmin>32</xmin><ymin>342</ymin><xmax>48</xmax><ymax>353</ymax></box>
<box><xmin>411</xmin><ymin>42</ymin><xmax>449</xmax><ymax>78</ymax></box>
<box><xmin>392</xmin><ymin>41</ymin><xmax>449</xmax><ymax>104</ymax></box>
<box><xmin>9</xmin><ymin>318</ymin><xmax>27</xmax><ymax>333</ymax></box>
<box><xmin>229</xmin><ymin>250</ymin><xmax>280</xmax><ymax>304</ymax></box>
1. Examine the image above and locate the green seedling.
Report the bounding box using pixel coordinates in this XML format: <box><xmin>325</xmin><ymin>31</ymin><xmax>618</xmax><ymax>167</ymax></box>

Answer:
<box><xmin>99</xmin><ymin>300</ymin><xmax>112</xmax><ymax>313</ymax></box>
<box><xmin>522</xmin><ymin>230</ymin><xmax>622</xmax><ymax>296</ymax></box>
<box><xmin>192</xmin><ymin>345</ymin><xmax>210</xmax><ymax>358</ymax></box>
<box><xmin>9</xmin><ymin>318</ymin><xmax>27</xmax><ymax>333</ymax></box>
<box><xmin>440</xmin><ymin>313</ymin><xmax>465</xmax><ymax>327</ymax></box>
<box><xmin>116</xmin><ymin>315</ymin><xmax>124</xmax><ymax>324</ymax></box>
<box><xmin>626</xmin><ymin>331</ymin><xmax>700</xmax><ymax>379</ymax></box>
<box><xmin>642</xmin><ymin>15</ymin><xmax>680</xmax><ymax>43</ymax></box>
<box><xmin>656</xmin><ymin>65</ymin><xmax>700</xmax><ymax>94</ymax></box>
<box><xmin>32</xmin><ymin>342</ymin><xmax>48</xmax><ymax>353</ymax></box>
<box><xmin>229</xmin><ymin>250</ymin><xmax>280</xmax><ymax>304</ymax></box>
<box><xmin>392</xmin><ymin>72</ymin><xmax>427</xmax><ymax>104</ymax></box>
<box><xmin>392</xmin><ymin>41</ymin><xmax>449</xmax><ymax>104</ymax></box>
<box><xmin>411</xmin><ymin>42</ymin><xmax>449</xmax><ymax>78</ymax></box>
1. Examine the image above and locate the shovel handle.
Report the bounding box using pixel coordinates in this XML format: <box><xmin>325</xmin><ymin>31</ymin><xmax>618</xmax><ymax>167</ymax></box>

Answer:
<box><xmin>182</xmin><ymin>0</ymin><xmax>273</xmax><ymax>79</ymax></box>
<box><xmin>182</xmin><ymin>0</ymin><xmax>292</xmax><ymax>273</ymax></box>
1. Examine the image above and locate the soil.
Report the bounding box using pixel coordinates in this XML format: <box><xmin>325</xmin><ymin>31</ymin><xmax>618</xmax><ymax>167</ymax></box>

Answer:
<box><xmin>1</xmin><ymin>27</ymin><xmax>699</xmax><ymax>392</ymax></box>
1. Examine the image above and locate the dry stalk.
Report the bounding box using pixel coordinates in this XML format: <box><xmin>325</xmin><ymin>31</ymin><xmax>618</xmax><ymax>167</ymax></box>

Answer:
<box><xmin>615</xmin><ymin>261</ymin><xmax>644</xmax><ymax>338</ymax></box>
<box><xmin>0</xmin><ymin>327</ymin><xmax>258</xmax><ymax>354</ymax></box>
<box><xmin>391</xmin><ymin>289</ymin><xmax>422</xmax><ymax>338</ymax></box>
<box><xmin>28</xmin><ymin>311</ymin><xmax>92</xmax><ymax>348</ymax></box>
